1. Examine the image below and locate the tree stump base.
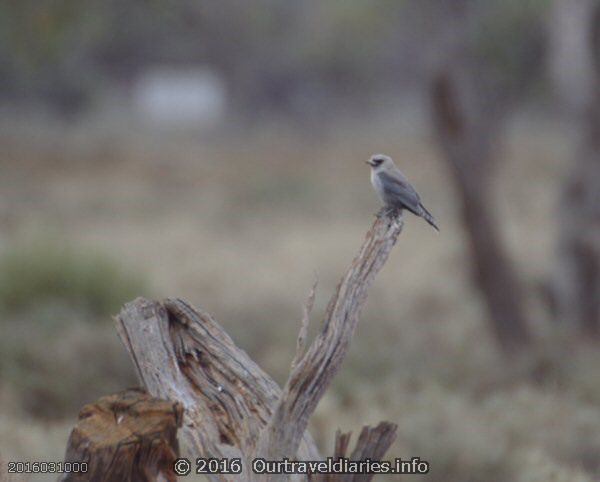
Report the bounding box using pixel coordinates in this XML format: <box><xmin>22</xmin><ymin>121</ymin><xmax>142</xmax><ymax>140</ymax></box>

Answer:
<box><xmin>60</xmin><ymin>388</ymin><xmax>182</xmax><ymax>482</ymax></box>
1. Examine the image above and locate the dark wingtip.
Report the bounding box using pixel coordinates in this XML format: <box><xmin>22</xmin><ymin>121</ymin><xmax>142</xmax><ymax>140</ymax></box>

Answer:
<box><xmin>425</xmin><ymin>217</ymin><xmax>440</xmax><ymax>232</ymax></box>
<box><xmin>419</xmin><ymin>204</ymin><xmax>439</xmax><ymax>232</ymax></box>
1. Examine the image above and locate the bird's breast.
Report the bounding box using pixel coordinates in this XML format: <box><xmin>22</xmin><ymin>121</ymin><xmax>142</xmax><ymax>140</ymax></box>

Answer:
<box><xmin>370</xmin><ymin>170</ymin><xmax>386</xmax><ymax>204</ymax></box>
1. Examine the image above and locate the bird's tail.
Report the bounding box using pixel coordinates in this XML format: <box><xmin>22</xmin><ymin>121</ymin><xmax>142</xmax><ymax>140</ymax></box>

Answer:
<box><xmin>419</xmin><ymin>204</ymin><xmax>439</xmax><ymax>232</ymax></box>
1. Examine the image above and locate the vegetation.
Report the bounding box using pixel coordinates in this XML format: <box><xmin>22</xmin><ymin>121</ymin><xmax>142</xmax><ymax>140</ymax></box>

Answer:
<box><xmin>0</xmin><ymin>0</ymin><xmax>550</xmax><ymax>117</ymax></box>
<box><xmin>0</xmin><ymin>0</ymin><xmax>598</xmax><ymax>480</ymax></box>
<box><xmin>0</xmin><ymin>241</ymin><xmax>147</xmax><ymax>317</ymax></box>
<box><xmin>0</xmin><ymin>121</ymin><xmax>597</xmax><ymax>480</ymax></box>
<box><xmin>0</xmin><ymin>241</ymin><xmax>146</xmax><ymax>418</ymax></box>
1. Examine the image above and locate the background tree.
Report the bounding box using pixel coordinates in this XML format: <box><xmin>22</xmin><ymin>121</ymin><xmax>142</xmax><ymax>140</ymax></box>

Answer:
<box><xmin>422</xmin><ymin>0</ymin><xmax>545</xmax><ymax>351</ymax></box>
<box><xmin>548</xmin><ymin>0</ymin><xmax>600</xmax><ymax>336</ymax></box>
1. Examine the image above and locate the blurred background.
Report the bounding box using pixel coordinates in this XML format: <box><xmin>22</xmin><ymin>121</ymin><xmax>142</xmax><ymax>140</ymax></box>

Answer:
<box><xmin>0</xmin><ymin>0</ymin><xmax>599</xmax><ymax>481</ymax></box>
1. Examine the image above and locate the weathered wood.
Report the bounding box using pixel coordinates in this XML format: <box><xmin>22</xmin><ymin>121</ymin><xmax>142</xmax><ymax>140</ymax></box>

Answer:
<box><xmin>60</xmin><ymin>388</ymin><xmax>182</xmax><ymax>482</ymax></box>
<box><xmin>254</xmin><ymin>214</ymin><xmax>403</xmax><ymax>474</ymax></box>
<box><xmin>312</xmin><ymin>423</ymin><xmax>398</xmax><ymax>482</ymax></box>
<box><xmin>116</xmin><ymin>297</ymin><xmax>320</xmax><ymax>481</ymax></box>
<box><xmin>115</xmin><ymin>213</ymin><xmax>403</xmax><ymax>481</ymax></box>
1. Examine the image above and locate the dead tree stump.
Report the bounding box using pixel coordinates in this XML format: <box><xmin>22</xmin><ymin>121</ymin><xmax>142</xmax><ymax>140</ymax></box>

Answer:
<box><xmin>113</xmin><ymin>213</ymin><xmax>404</xmax><ymax>481</ymax></box>
<box><xmin>60</xmin><ymin>388</ymin><xmax>182</xmax><ymax>482</ymax></box>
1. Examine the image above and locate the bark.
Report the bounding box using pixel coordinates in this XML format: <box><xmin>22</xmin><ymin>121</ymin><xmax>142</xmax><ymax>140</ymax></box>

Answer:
<box><xmin>430</xmin><ymin>68</ymin><xmax>532</xmax><ymax>351</ymax></box>
<box><xmin>548</xmin><ymin>0</ymin><xmax>600</xmax><ymax>335</ymax></box>
<box><xmin>313</xmin><ymin>423</ymin><xmax>398</xmax><ymax>482</ymax></box>
<box><xmin>115</xmin><ymin>212</ymin><xmax>404</xmax><ymax>481</ymax></box>
<box><xmin>60</xmin><ymin>388</ymin><xmax>182</xmax><ymax>482</ymax></box>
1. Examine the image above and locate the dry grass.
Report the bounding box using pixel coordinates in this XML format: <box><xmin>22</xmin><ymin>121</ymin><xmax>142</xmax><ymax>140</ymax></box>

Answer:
<box><xmin>0</xmin><ymin>112</ymin><xmax>595</xmax><ymax>481</ymax></box>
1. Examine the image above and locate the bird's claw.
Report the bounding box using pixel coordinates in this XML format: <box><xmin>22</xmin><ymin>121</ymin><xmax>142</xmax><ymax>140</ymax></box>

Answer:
<box><xmin>375</xmin><ymin>207</ymin><xmax>401</xmax><ymax>226</ymax></box>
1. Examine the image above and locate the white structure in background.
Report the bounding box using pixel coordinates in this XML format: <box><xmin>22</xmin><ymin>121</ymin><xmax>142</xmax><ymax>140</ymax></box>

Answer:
<box><xmin>133</xmin><ymin>67</ymin><xmax>227</xmax><ymax>128</ymax></box>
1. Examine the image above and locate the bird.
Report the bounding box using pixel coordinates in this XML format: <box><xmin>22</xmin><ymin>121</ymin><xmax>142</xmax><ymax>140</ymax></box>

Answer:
<box><xmin>366</xmin><ymin>153</ymin><xmax>439</xmax><ymax>231</ymax></box>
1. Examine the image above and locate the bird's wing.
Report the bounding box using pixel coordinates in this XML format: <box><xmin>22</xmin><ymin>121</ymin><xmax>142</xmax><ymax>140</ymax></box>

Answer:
<box><xmin>378</xmin><ymin>170</ymin><xmax>422</xmax><ymax>215</ymax></box>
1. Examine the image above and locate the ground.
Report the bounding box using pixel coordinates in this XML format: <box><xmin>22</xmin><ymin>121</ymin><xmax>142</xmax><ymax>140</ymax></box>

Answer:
<box><xmin>0</xmin><ymin>110</ymin><xmax>597</xmax><ymax>482</ymax></box>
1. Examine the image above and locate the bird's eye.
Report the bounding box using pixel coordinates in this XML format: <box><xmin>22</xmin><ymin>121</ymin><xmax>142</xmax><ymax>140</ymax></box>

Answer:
<box><xmin>374</xmin><ymin>158</ymin><xmax>384</xmax><ymax>165</ymax></box>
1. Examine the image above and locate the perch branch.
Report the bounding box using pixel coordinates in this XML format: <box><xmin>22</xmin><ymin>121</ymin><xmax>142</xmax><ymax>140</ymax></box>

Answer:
<box><xmin>254</xmin><ymin>213</ymin><xmax>403</xmax><ymax>466</ymax></box>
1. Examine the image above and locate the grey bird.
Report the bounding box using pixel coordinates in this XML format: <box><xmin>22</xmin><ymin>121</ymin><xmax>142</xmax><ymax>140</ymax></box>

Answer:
<box><xmin>366</xmin><ymin>154</ymin><xmax>439</xmax><ymax>231</ymax></box>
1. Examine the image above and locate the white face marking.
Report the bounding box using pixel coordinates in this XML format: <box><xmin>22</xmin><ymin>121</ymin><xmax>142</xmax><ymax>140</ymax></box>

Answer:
<box><xmin>368</xmin><ymin>154</ymin><xmax>394</xmax><ymax>172</ymax></box>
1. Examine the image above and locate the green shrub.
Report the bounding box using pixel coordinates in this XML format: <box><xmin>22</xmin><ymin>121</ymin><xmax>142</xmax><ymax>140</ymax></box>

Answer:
<box><xmin>0</xmin><ymin>241</ymin><xmax>148</xmax><ymax>319</ymax></box>
<box><xmin>0</xmin><ymin>240</ymin><xmax>148</xmax><ymax>418</ymax></box>
<box><xmin>0</xmin><ymin>303</ymin><xmax>138</xmax><ymax>419</ymax></box>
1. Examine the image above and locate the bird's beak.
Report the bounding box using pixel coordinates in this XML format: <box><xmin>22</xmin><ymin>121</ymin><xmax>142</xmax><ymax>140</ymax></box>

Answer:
<box><xmin>365</xmin><ymin>159</ymin><xmax>374</xmax><ymax>166</ymax></box>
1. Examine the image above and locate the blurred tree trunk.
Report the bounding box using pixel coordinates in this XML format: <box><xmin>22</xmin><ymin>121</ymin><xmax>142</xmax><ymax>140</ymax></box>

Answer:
<box><xmin>430</xmin><ymin>68</ymin><xmax>532</xmax><ymax>351</ymax></box>
<box><xmin>548</xmin><ymin>0</ymin><xmax>600</xmax><ymax>335</ymax></box>
<box><xmin>428</xmin><ymin>0</ymin><xmax>532</xmax><ymax>351</ymax></box>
